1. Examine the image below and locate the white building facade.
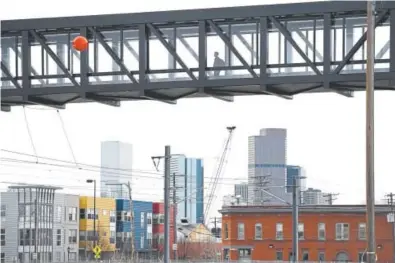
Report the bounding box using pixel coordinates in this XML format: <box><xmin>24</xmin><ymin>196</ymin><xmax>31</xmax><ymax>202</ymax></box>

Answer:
<box><xmin>100</xmin><ymin>141</ymin><xmax>133</xmax><ymax>199</ymax></box>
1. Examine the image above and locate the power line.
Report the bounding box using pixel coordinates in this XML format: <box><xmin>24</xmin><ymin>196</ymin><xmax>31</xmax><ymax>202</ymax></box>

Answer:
<box><xmin>56</xmin><ymin>110</ymin><xmax>78</xmax><ymax>168</ymax></box>
<box><xmin>323</xmin><ymin>193</ymin><xmax>339</xmax><ymax>205</ymax></box>
<box><xmin>22</xmin><ymin>106</ymin><xmax>38</xmax><ymax>163</ymax></box>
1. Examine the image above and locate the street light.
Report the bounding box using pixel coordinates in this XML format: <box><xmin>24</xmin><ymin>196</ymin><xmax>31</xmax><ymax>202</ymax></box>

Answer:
<box><xmin>86</xmin><ymin>179</ymin><xmax>97</xmax><ymax>247</ymax></box>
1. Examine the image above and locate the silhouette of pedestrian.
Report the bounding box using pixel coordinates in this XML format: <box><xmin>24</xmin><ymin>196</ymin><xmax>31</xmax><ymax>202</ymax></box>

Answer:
<box><xmin>213</xmin><ymin>51</ymin><xmax>225</xmax><ymax>77</ymax></box>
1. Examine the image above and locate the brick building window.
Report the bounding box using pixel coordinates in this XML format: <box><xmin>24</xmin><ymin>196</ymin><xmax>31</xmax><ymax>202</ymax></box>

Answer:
<box><xmin>302</xmin><ymin>249</ymin><xmax>309</xmax><ymax>261</ymax></box>
<box><xmin>298</xmin><ymin>223</ymin><xmax>304</xmax><ymax>239</ymax></box>
<box><xmin>276</xmin><ymin>223</ymin><xmax>283</xmax><ymax>240</ymax></box>
<box><xmin>223</xmin><ymin>223</ymin><xmax>229</xmax><ymax>239</ymax></box>
<box><xmin>335</xmin><ymin>223</ymin><xmax>349</xmax><ymax>240</ymax></box>
<box><xmin>318</xmin><ymin>251</ymin><xmax>325</xmax><ymax>262</ymax></box>
<box><xmin>237</xmin><ymin>223</ymin><xmax>245</xmax><ymax>240</ymax></box>
<box><xmin>358</xmin><ymin>223</ymin><xmax>366</xmax><ymax>240</ymax></box>
<box><xmin>254</xmin><ymin>223</ymin><xmax>262</xmax><ymax>240</ymax></box>
<box><xmin>318</xmin><ymin>223</ymin><xmax>326</xmax><ymax>240</ymax></box>
<box><xmin>276</xmin><ymin>250</ymin><xmax>283</xmax><ymax>260</ymax></box>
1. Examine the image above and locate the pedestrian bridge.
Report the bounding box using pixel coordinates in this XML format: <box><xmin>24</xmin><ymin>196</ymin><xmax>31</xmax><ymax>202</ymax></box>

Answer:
<box><xmin>1</xmin><ymin>1</ymin><xmax>395</xmax><ymax>111</ymax></box>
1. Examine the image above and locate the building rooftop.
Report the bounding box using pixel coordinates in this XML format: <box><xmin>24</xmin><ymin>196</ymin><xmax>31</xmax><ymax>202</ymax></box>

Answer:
<box><xmin>219</xmin><ymin>204</ymin><xmax>392</xmax><ymax>214</ymax></box>
<box><xmin>8</xmin><ymin>184</ymin><xmax>62</xmax><ymax>190</ymax></box>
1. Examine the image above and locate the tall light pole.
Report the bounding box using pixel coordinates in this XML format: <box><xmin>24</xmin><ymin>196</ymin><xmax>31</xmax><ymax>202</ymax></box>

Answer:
<box><xmin>87</xmin><ymin>179</ymin><xmax>97</xmax><ymax>248</ymax></box>
<box><xmin>366</xmin><ymin>2</ymin><xmax>376</xmax><ymax>263</ymax></box>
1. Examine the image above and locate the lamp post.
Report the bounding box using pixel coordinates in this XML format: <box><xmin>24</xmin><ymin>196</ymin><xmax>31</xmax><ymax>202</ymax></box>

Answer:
<box><xmin>87</xmin><ymin>179</ymin><xmax>97</xmax><ymax>247</ymax></box>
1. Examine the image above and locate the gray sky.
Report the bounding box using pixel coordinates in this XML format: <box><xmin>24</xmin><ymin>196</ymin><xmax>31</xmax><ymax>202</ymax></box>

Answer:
<box><xmin>1</xmin><ymin>0</ymin><xmax>394</xmax><ymax>220</ymax></box>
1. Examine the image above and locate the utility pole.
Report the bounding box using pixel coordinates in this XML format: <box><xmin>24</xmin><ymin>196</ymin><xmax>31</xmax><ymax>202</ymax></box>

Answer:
<box><xmin>366</xmin><ymin>1</ymin><xmax>376</xmax><ymax>263</ymax></box>
<box><xmin>152</xmin><ymin>146</ymin><xmax>171</xmax><ymax>263</ymax></box>
<box><xmin>323</xmin><ymin>193</ymin><xmax>339</xmax><ymax>205</ymax></box>
<box><xmin>291</xmin><ymin>175</ymin><xmax>300</xmax><ymax>263</ymax></box>
<box><xmin>171</xmin><ymin>173</ymin><xmax>182</xmax><ymax>261</ymax></box>
<box><xmin>385</xmin><ymin>193</ymin><xmax>395</xmax><ymax>263</ymax></box>
<box><xmin>251</xmin><ymin>174</ymin><xmax>271</xmax><ymax>205</ymax></box>
<box><xmin>210</xmin><ymin>217</ymin><xmax>222</xmax><ymax>238</ymax></box>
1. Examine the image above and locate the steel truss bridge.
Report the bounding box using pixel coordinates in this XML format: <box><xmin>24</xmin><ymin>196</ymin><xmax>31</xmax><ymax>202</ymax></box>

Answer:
<box><xmin>1</xmin><ymin>1</ymin><xmax>395</xmax><ymax>111</ymax></box>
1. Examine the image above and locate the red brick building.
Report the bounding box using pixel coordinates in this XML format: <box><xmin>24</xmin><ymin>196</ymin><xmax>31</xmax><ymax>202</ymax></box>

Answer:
<box><xmin>152</xmin><ymin>202</ymin><xmax>176</xmax><ymax>256</ymax></box>
<box><xmin>220</xmin><ymin>205</ymin><xmax>394</xmax><ymax>262</ymax></box>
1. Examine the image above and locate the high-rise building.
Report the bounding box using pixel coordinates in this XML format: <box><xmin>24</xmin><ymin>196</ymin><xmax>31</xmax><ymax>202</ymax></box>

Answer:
<box><xmin>302</xmin><ymin>188</ymin><xmax>330</xmax><ymax>205</ymax></box>
<box><xmin>234</xmin><ymin>182</ymin><xmax>249</xmax><ymax>203</ymax></box>
<box><xmin>170</xmin><ymin>155</ymin><xmax>204</xmax><ymax>224</ymax></box>
<box><xmin>248</xmin><ymin>128</ymin><xmax>289</xmax><ymax>205</ymax></box>
<box><xmin>100</xmin><ymin>141</ymin><xmax>133</xmax><ymax>199</ymax></box>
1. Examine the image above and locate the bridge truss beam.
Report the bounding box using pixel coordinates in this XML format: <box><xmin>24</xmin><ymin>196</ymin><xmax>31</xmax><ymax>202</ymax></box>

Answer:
<box><xmin>1</xmin><ymin>1</ymin><xmax>395</xmax><ymax>111</ymax></box>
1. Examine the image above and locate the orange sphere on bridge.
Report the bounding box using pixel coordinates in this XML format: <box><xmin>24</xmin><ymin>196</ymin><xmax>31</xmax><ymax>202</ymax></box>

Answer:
<box><xmin>72</xmin><ymin>36</ymin><xmax>88</xmax><ymax>51</ymax></box>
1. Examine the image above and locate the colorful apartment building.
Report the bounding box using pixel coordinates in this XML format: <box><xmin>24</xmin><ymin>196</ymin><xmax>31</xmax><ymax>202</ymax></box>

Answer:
<box><xmin>79</xmin><ymin>196</ymin><xmax>116</xmax><ymax>260</ymax></box>
<box><xmin>220</xmin><ymin>205</ymin><xmax>395</xmax><ymax>262</ymax></box>
<box><xmin>152</xmin><ymin>202</ymin><xmax>175</xmax><ymax>255</ymax></box>
<box><xmin>133</xmin><ymin>200</ymin><xmax>153</xmax><ymax>257</ymax></box>
<box><xmin>115</xmin><ymin>199</ymin><xmax>133</xmax><ymax>256</ymax></box>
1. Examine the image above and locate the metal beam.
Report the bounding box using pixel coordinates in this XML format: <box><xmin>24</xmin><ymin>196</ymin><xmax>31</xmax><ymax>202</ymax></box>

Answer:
<box><xmin>295</xmin><ymin>30</ymin><xmax>323</xmax><ymax>61</ymax></box>
<box><xmin>145</xmin><ymin>90</ymin><xmax>177</xmax><ymax>105</ymax></box>
<box><xmin>85</xmin><ymin>93</ymin><xmax>121</xmax><ymax>107</ymax></box>
<box><xmin>123</xmin><ymin>41</ymin><xmax>157</xmax><ymax>80</ymax></box>
<box><xmin>203</xmin><ymin>89</ymin><xmax>234</xmax><ymax>102</ymax></box>
<box><xmin>13</xmin><ymin>46</ymin><xmax>45</xmax><ymax>85</ymax></box>
<box><xmin>3</xmin><ymin>1</ymin><xmax>395</xmax><ymax>31</ymax></box>
<box><xmin>71</xmin><ymin>49</ymin><xmax>100</xmax><ymax>82</ymax></box>
<box><xmin>1</xmin><ymin>105</ymin><xmax>11</xmax><ymax>112</ymax></box>
<box><xmin>147</xmin><ymin>23</ymin><xmax>197</xmax><ymax>81</ymax></box>
<box><xmin>269</xmin><ymin>16</ymin><xmax>321</xmax><ymax>76</ymax></box>
<box><xmin>376</xmin><ymin>40</ymin><xmax>389</xmax><ymax>59</ymax></box>
<box><xmin>30</xmin><ymin>30</ymin><xmax>80</xmax><ymax>88</ymax></box>
<box><xmin>27</xmin><ymin>96</ymin><xmax>66</xmax><ymax>109</ymax></box>
<box><xmin>333</xmin><ymin>10</ymin><xmax>389</xmax><ymax>74</ymax></box>
<box><xmin>207</xmin><ymin>19</ymin><xmax>258</xmax><ymax>79</ymax></box>
<box><xmin>0</xmin><ymin>62</ymin><xmax>21</xmax><ymax>89</ymax></box>
<box><xmin>178</xmin><ymin>36</ymin><xmax>199</xmax><ymax>62</ymax></box>
<box><xmin>88</xmin><ymin>27</ymin><xmax>138</xmax><ymax>84</ymax></box>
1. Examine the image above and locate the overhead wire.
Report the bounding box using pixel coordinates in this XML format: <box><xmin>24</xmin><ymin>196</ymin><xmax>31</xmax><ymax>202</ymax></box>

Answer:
<box><xmin>0</xmin><ymin>151</ymin><xmax>247</xmax><ymax>183</ymax></box>
<box><xmin>56</xmin><ymin>109</ymin><xmax>79</xmax><ymax>168</ymax></box>
<box><xmin>22</xmin><ymin>106</ymin><xmax>38</xmax><ymax>163</ymax></box>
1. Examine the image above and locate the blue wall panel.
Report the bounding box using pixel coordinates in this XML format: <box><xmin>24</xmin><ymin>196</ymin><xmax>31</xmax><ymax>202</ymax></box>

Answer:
<box><xmin>133</xmin><ymin>200</ymin><xmax>153</xmax><ymax>251</ymax></box>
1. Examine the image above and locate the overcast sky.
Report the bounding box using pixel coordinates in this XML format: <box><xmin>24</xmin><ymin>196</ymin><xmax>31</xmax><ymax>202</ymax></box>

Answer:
<box><xmin>1</xmin><ymin>0</ymin><xmax>394</xmax><ymax>221</ymax></box>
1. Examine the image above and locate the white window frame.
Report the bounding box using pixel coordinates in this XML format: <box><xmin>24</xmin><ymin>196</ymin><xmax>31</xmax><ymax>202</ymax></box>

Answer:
<box><xmin>298</xmin><ymin>223</ymin><xmax>304</xmax><ymax>239</ymax></box>
<box><xmin>318</xmin><ymin>223</ymin><xmax>326</xmax><ymax>240</ymax></box>
<box><xmin>358</xmin><ymin>223</ymin><xmax>367</xmax><ymax>240</ymax></box>
<box><xmin>335</xmin><ymin>223</ymin><xmax>349</xmax><ymax>240</ymax></box>
<box><xmin>223</xmin><ymin>223</ymin><xmax>229</xmax><ymax>239</ymax></box>
<box><xmin>237</xmin><ymin>223</ymin><xmax>245</xmax><ymax>240</ymax></box>
<box><xmin>276</xmin><ymin>223</ymin><xmax>283</xmax><ymax>240</ymax></box>
<box><xmin>254</xmin><ymin>223</ymin><xmax>262</xmax><ymax>240</ymax></box>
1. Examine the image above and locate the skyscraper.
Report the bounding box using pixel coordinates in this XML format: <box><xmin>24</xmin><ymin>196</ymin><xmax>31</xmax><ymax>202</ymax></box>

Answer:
<box><xmin>170</xmin><ymin>155</ymin><xmax>204</xmax><ymax>224</ymax></box>
<box><xmin>100</xmin><ymin>141</ymin><xmax>133</xmax><ymax>199</ymax></box>
<box><xmin>248</xmin><ymin>128</ymin><xmax>288</xmax><ymax>205</ymax></box>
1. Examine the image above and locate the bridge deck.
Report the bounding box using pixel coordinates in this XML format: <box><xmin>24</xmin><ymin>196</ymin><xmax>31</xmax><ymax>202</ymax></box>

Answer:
<box><xmin>1</xmin><ymin>1</ymin><xmax>395</xmax><ymax>110</ymax></box>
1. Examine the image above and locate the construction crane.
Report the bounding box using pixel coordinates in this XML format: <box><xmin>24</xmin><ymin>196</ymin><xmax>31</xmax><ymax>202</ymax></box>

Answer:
<box><xmin>204</xmin><ymin>126</ymin><xmax>236</xmax><ymax>225</ymax></box>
